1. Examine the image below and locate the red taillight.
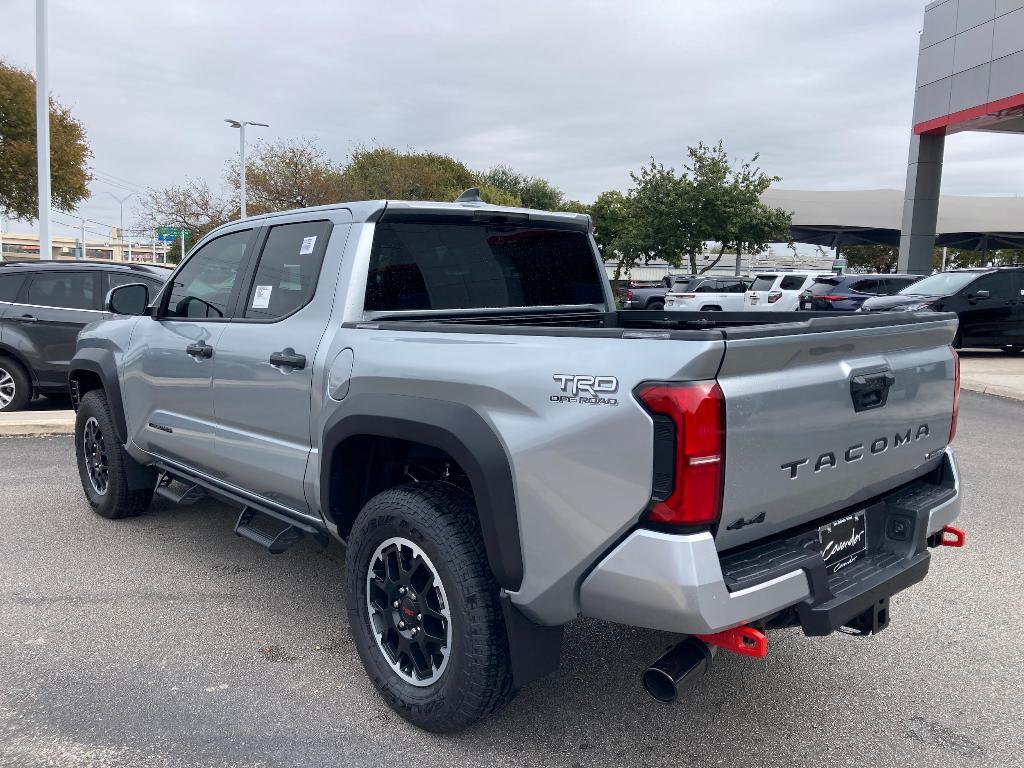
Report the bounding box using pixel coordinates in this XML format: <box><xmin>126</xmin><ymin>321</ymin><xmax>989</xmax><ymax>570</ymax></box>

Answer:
<box><xmin>767</xmin><ymin>291</ymin><xmax>783</xmax><ymax>303</ymax></box>
<box><xmin>626</xmin><ymin>289</ymin><xmax>633</xmax><ymax>300</ymax></box>
<box><xmin>637</xmin><ymin>381</ymin><xmax>725</xmax><ymax>527</ymax></box>
<box><xmin>949</xmin><ymin>346</ymin><xmax>960</xmax><ymax>442</ymax></box>
<box><xmin>817</xmin><ymin>294</ymin><xmax>845</xmax><ymax>302</ymax></box>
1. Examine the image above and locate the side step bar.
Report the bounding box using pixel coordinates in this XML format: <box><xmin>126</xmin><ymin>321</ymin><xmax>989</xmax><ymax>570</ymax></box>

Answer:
<box><xmin>234</xmin><ymin>506</ymin><xmax>329</xmax><ymax>555</ymax></box>
<box><xmin>154</xmin><ymin>472</ymin><xmax>207</xmax><ymax>505</ymax></box>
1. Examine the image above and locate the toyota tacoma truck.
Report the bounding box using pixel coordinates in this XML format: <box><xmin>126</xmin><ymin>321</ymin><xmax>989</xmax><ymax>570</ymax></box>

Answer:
<box><xmin>69</xmin><ymin>191</ymin><xmax>964</xmax><ymax>732</ymax></box>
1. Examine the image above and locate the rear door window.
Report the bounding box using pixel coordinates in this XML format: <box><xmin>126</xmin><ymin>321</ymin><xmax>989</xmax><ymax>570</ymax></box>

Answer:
<box><xmin>779</xmin><ymin>275</ymin><xmax>808</xmax><ymax>291</ymax></box>
<box><xmin>881</xmin><ymin>277</ymin><xmax>918</xmax><ymax>294</ymax></box>
<box><xmin>365</xmin><ymin>220</ymin><xmax>605</xmax><ymax>311</ymax></box>
<box><xmin>694</xmin><ymin>280</ymin><xmax>717</xmax><ymax>293</ymax></box>
<box><xmin>0</xmin><ymin>273</ymin><xmax>27</xmax><ymax>302</ymax></box>
<box><xmin>25</xmin><ymin>272</ymin><xmax>98</xmax><ymax>310</ymax></box>
<box><xmin>751</xmin><ymin>275</ymin><xmax>777</xmax><ymax>291</ymax></box>
<box><xmin>243</xmin><ymin>221</ymin><xmax>331</xmax><ymax>320</ymax></box>
<box><xmin>850</xmin><ymin>279</ymin><xmax>881</xmax><ymax>294</ymax></box>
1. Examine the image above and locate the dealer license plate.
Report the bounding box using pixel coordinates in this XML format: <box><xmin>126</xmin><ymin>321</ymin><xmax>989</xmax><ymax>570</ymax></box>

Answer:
<box><xmin>818</xmin><ymin>511</ymin><xmax>868</xmax><ymax>574</ymax></box>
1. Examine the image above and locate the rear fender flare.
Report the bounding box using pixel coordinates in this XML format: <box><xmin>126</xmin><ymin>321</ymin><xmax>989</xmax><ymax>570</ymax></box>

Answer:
<box><xmin>320</xmin><ymin>393</ymin><xmax>524</xmax><ymax>591</ymax></box>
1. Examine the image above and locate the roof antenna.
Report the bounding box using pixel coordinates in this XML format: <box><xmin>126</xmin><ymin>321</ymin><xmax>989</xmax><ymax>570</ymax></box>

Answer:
<box><xmin>455</xmin><ymin>187</ymin><xmax>483</xmax><ymax>204</ymax></box>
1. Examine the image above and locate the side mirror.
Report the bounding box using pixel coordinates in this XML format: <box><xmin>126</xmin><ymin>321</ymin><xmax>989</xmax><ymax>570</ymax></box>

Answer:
<box><xmin>973</xmin><ymin>290</ymin><xmax>990</xmax><ymax>299</ymax></box>
<box><xmin>106</xmin><ymin>283</ymin><xmax>150</xmax><ymax>315</ymax></box>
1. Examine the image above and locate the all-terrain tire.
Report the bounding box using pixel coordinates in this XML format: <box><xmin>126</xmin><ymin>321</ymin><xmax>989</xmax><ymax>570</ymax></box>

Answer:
<box><xmin>345</xmin><ymin>481</ymin><xmax>515</xmax><ymax>732</ymax></box>
<box><xmin>0</xmin><ymin>355</ymin><xmax>31</xmax><ymax>412</ymax></box>
<box><xmin>75</xmin><ymin>389</ymin><xmax>153</xmax><ymax>519</ymax></box>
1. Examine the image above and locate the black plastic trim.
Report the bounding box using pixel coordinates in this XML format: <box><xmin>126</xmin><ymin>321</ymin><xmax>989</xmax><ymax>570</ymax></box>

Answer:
<box><xmin>320</xmin><ymin>393</ymin><xmax>524</xmax><ymax>591</ymax></box>
<box><xmin>68</xmin><ymin>348</ymin><xmax>127</xmax><ymax>442</ymax></box>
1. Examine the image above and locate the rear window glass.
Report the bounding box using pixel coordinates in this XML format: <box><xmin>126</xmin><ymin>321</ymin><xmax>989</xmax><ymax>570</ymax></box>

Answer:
<box><xmin>808</xmin><ymin>278</ymin><xmax>841</xmax><ymax>295</ymax></box>
<box><xmin>365</xmin><ymin>221</ymin><xmax>605</xmax><ymax>312</ymax></box>
<box><xmin>779</xmin><ymin>275</ymin><xmax>808</xmax><ymax>290</ymax></box>
<box><xmin>0</xmin><ymin>273</ymin><xmax>26</xmax><ymax>302</ymax></box>
<box><xmin>750</xmin><ymin>275</ymin><xmax>777</xmax><ymax>291</ymax></box>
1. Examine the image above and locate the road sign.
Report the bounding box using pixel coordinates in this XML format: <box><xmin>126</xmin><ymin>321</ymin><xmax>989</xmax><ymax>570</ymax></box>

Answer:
<box><xmin>156</xmin><ymin>225</ymin><xmax>189</xmax><ymax>241</ymax></box>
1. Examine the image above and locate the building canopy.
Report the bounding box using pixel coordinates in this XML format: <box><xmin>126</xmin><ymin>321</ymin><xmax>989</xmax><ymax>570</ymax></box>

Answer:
<box><xmin>761</xmin><ymin>189</ymin><xmax>1024</xmax><ymax>250</ymax></box>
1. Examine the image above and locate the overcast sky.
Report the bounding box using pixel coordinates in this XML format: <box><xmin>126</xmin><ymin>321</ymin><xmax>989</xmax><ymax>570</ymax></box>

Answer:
<box><xmin>3</xmin><ymin>0</ymin><xmax>1024</xmax><ymax>242</ymax></box>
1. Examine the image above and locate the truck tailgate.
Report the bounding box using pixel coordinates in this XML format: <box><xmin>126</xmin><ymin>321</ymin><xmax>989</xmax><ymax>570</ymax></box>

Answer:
<box><xmin>714</xmin><ymin>313</ymin><xmax>958</xmax><ymax>551</ymax></box>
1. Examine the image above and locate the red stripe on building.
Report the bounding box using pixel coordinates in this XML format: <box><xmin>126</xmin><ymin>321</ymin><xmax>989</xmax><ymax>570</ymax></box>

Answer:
<box><xmin>914</xmin><ymin>91</ymin><xmax>1024</xmax><ymax>135</ymax></box>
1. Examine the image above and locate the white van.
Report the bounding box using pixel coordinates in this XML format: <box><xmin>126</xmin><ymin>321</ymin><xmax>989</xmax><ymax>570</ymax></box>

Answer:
<box><xmin>744</xmin><ymin>272</ymin><xmax>822</xmax><ymax>311</ymax></box>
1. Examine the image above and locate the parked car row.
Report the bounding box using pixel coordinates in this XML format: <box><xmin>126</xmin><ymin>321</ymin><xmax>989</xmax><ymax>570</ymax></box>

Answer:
<box><xmin>620</xmin><ymin>265</ymin><xmax>1024</xmax><ymax>353</ymax></box>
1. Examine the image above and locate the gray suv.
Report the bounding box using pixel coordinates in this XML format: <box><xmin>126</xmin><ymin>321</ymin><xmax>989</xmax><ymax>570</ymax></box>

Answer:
<box><xmin>0</xmin><ymin>261</ymin><xmax>167</xmax><ymax>411</ymax></box>
<box><xmin>69</xmin><ymin>196</ymin><xmax>963</xmax><ymax>732</ymax></box>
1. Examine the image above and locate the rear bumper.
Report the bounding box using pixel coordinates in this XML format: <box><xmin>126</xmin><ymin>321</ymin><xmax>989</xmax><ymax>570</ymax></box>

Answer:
<box><xmin>578</xmin><ymin>448</ymin><xmax>960</xmax><ymax>636</ymax></box>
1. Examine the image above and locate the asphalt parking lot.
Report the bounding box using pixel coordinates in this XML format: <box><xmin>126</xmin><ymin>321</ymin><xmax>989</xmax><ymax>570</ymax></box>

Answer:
<box><xmin>1</xmin><ymin>391</ymin><xmax>1022</xmax><ymax>768</ymax></box>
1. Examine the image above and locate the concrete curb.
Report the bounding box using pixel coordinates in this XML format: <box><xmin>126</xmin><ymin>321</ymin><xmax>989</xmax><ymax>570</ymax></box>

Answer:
<box><xmin>960</xmin><ymin>379</ymin><xmax>1024</xmax><ymax>402</ymax></box>
<box><xmin>0</xmin><ymin>411</ymin><xmax>75</xmax><ymax>437</ymax></box>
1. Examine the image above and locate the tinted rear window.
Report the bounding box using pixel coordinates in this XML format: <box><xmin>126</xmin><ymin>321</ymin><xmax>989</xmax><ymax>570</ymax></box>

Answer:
<box><xmin>750</xmin><ymin>276</ymin><xmax>777</xmax><ymax>291</ymax></box>
<box><xmin>365</xmin><ymin>221</ymin><xmax>604</xmax><ymax>311</ymax></box>
<box><xmin>779</xmin><ymin>275</ymin><xmax>808</xmax><ymax>290</ymax></box>
<box><xmin>808</xmin><ymin>278</ymin><xmax>841</xmax><ymax>295</ymax></box>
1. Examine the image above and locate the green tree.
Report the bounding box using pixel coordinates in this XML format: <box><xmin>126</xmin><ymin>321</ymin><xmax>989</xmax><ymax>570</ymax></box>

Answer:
<box><xmin>344</xmin><ymin>146</ymin><xmax>478</xmax><ymax>201</ymax></box>
<box><xmin>477</xmin><ymin>164</ymin><xmax>568</xmax><ymax>210</ymax></box>
<box><xmin>844</xmin><ymin>244</ymin><xmax>899</xmax><ymax>272</ymax></box>
<box><xmin>225</xmin><ymin>137</ymin><xmax>350</xmax><ymax>213</ymax></box>
<box><xmin>590</xmin><ymin>190</ymin><xmax>640</xmax><ymax>280</ymax></box>
<box><xmin>616</xmin><ymin>142</ymin><xmax>790</xmax><ymax>276</ymax></box>
<box><xmin>0</xmin><ymin>60</ymin><xmax>91</xmax><ymax>221</ymax></box>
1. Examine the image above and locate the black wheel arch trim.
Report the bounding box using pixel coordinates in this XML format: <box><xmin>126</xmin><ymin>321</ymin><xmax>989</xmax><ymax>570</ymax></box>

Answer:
<box><xmin>69</xmin><ymin>349</ymin><xmax>128</xmax><ymax>444</ymax></box>
<box><xmin>320</xmin><ymin>393</ymin><xmax>524</xmax><ymax>591</ymax></box>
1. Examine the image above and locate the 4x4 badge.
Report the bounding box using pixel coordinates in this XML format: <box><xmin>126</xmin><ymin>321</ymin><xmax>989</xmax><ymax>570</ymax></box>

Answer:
<box><xmin>726</xmin><ymin>511</ymin><xmax>766</xmax><ymax>531</ymax></box>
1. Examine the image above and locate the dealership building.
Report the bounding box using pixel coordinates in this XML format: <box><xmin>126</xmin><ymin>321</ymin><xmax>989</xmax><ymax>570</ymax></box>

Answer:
<box><xmin>900</xmin><ymin>0</ymin><xmax>1024</xmax><ymax>272</ymax></box>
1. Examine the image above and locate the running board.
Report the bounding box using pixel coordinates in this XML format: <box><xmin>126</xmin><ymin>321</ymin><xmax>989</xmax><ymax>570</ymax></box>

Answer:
<box><xmin>234</xmin><ymin>506</ymin><xmax>329</xmax><ymax>554</ymax></box>
<box><xmin>154</xmin><ymin>473</ymin><xmax>206</xmax><ymax>505</ymax></box>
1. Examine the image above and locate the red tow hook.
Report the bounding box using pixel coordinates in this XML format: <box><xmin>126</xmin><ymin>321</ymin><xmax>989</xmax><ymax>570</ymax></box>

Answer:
<box><xmin>938</xmin><ymin>525</ymin><xmax>966</xmax><ymax>548</ymax></box>
<box><xmin>697</xmin><ymin>625</ymin><xmax>768</xmax><ymax>659</ymax></box>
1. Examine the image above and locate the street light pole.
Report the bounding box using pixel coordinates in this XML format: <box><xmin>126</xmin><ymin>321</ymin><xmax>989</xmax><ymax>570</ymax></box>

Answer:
<box><xmin>36</xmin><ymin>0</ymin><xmax>52</xmax><ymax>260</ymax></box>
<box><xmin>106</xmin><ymin>191</ymin><xmax>134</xmax><ymax>262</ymax></box>
<box><xmin>224</xmin><ymin>118</ymin><xmax>268</xmax><ymax>219</ymax></box>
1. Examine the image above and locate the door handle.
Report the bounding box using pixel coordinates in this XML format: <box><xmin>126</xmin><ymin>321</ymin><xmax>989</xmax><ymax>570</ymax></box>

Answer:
<box><xmin>18</xmin><ymin>314</ymin><xmax>38</xmax><ymax>323</ymax></box>
<box><xmin>269</xmin><ymin>348</ymin><xmax>306</xmax><ymax>370</ymax></box>
<box><xmin>185</xmin><ymin>342</ymin><xmax>214</xmax><ymax>359</ymax></box>
<box><xmin>850</xmin><ymin>370</ymin><xmax>895</xmax><ymax>413</ymax></box>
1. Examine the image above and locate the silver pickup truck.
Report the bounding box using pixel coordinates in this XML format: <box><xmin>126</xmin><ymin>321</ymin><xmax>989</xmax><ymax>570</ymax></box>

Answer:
<box><xmin>69</xmin><ymin>192</ymin><xmax>964</xmax><ymax>732</ymax></box>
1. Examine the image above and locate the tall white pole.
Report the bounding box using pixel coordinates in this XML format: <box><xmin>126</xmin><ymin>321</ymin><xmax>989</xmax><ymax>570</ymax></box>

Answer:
<box><xmin>180</xmin><ymin>231</ymin><xmax>185</xmax><ymax>262</ymax></box>
<box><xmin>36</xmin><ymin>0</ymin><xmax>52</xmax><ymax>260</ymax></box>
<box><xmin>151</xmin><ymin>230</ymin><xmax>156</xmax><ymax>263</ymax></box>
<box><xmin>80</xmin><ymin>217</ymin><xmax>86</xmax><ymax>259</ymax></box>
<box><xmin>239</xmin><ymin>122</ymin><xmax>247</xmax><ymax>219</ymax></box>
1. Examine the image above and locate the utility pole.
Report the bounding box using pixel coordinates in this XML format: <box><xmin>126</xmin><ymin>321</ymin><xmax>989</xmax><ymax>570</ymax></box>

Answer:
<box><xmin>151</xmin><ymin>230</ymin><xmax>156</xmax><ymax>263</ymax></box>
<box><xmin>36</xmin><ymin>0</ymin><xmax>52</xmax><ymax>260</ymax></box>
<box><xmin>224</xmin><ymin>118</ymin><xmax>268</xmax><ymax>218</ymax></box>
<box><xmin>80</xmin><ymin>217</ymin><xmax>86</xmax><ymax>259</ymax></box>
<box><xmin>180</xmin><ymin>232</ymin><xmax>185</xmax><ymax>262</ymax></box>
